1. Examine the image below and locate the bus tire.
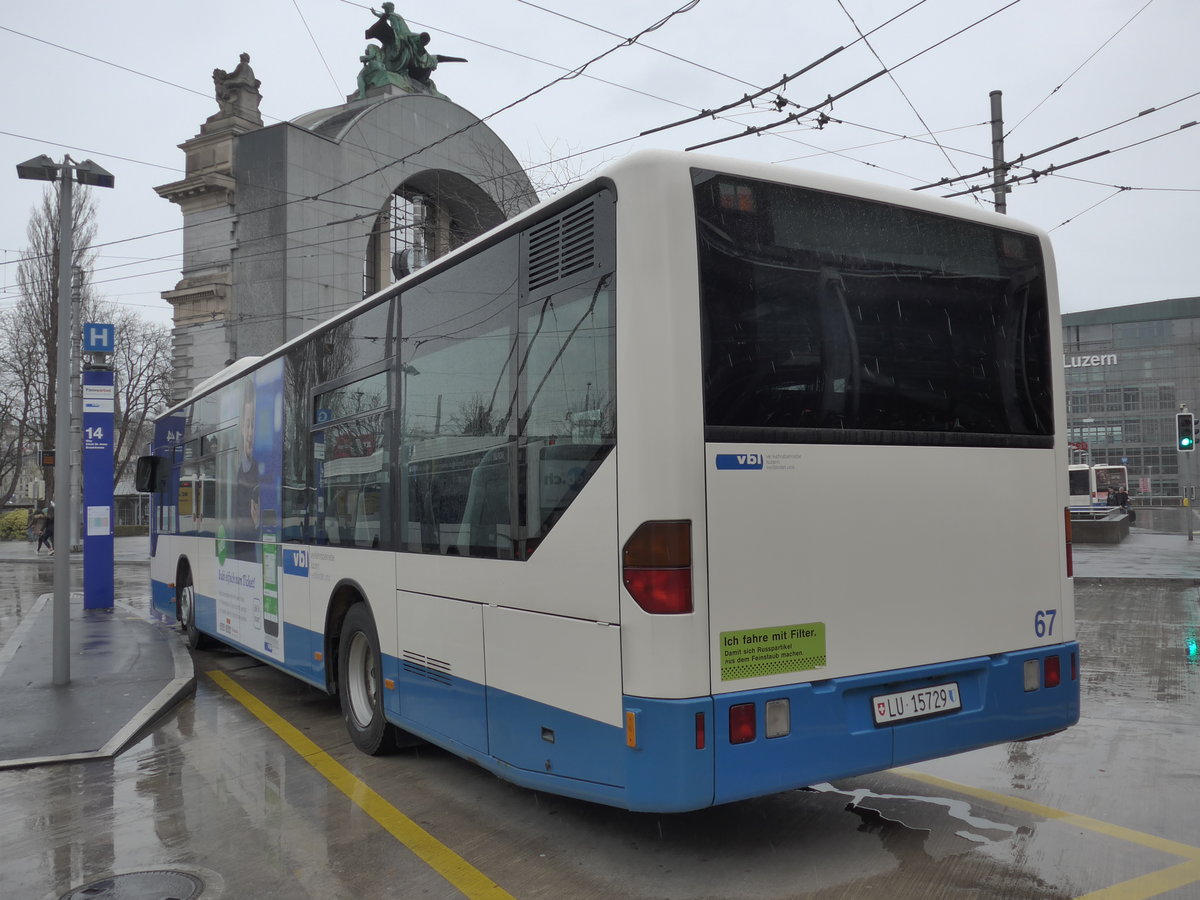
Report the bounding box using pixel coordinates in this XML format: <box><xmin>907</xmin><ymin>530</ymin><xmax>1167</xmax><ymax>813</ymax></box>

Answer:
<box><xmin>337</xmin><ymin>603</ymin><xmax>397</xmax><ymax>755</ymax></box>
<box><xmin>177</xmin><ymin>565</ymin><xmax>211</xmax><ymax>651</ymax></box>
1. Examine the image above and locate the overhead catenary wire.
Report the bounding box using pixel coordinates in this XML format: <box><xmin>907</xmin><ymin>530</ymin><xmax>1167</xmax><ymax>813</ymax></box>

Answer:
<box><xmin>1</xmin><ymin>8</ymin><xmax>697</xmax><ymax>262</ymax></box>
<box><xmin>512</xmin><ymin>0</ymin><xmax>763</xmax><ymax>92</ymax></box>
<box><xmin>1049</xmin><ymin>188</ymin><xmax>1130</xmax><ymax>233</ymax></box>
<box><xmin>292</xmin><ymin>0</ymin><xmax>346</xmax><ymax>101</ymax></box>
<box><xmin>914</xmin><ymin>87</ymin><xmax>1200</xmax><ymax>192</ymax></box>
<box><xmin>0</xmin><ymin>24</ymin><xmax>218</xmax><ymax>104</ymax></box>
<box><xmin>3</xmin><ymin>0</ymin><xmax>1190</xmax><ymax>304</ymax></box>
<box><xmin>2</xmin><ymin>0</ymin><xmax>1001</xmax><ymax>280</ymax></box>
<box><xmin>641</xmin><ymin>0</ymin><xmax>932</xmax><ymax>138</ymax></box>
<box><xmin>1005</xmin><ymin>0</ymin><xmax>1156</xmax><ymax>138</ymax></box>
<box><xmin>834</xmin><ymin>0</ymin><xmax>967</xmax><ymax>186</ymax></box>
<box><xmin>940</xmin><ymin>119</ymin><xmax>1198</xmax><ymax>199</ymax></box>
<box><xmin>772</xmin><ymin>119</ymin><xmax>989</xmax><ymax>166</ymax></box>
<box><xmin>683</xmin><ymin>0</ymin><xmax>1025</xmax><ymax>152</ymax></box>
<box><xmin>3</xmin><ymin>1</ymin><xmax>709</xmax><ymax>280</ymax></box>
<box><xmin>19</xmin><ymin>93</ymin><xmax>1190</xmax><ymax>290</ymax></box>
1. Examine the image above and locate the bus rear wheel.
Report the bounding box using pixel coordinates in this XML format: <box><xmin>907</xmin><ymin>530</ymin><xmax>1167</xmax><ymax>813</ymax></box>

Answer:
<box><xmin>337</xmin><ymin>603</ymin><xmax>397</xmax><ymax>755</ymax></box>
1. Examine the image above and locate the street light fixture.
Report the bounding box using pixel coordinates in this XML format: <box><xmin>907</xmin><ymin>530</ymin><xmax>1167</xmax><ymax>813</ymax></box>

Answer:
<box><xmin>15</xmin><ymin>154</ymin><xmax>59</xmax><ymax>182</ymax></box>
<box><xmin>15</xmin><ymin>153</ymin><xmax>115</xmax><ymax>686</ymax></box>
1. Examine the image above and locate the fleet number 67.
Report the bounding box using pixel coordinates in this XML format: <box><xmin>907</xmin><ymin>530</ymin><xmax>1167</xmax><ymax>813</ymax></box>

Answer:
<box><xmin>1034</xmin><ymin>608</ymin><xmax>1057</xmax><ymax>638</ymax></box>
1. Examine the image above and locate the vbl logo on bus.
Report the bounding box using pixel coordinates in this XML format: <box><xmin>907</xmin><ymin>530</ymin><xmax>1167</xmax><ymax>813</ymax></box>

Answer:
<box><xmin>716</xmin><ymin>453</ymin><xmax>764</xmax><ymax>470</ymax></box>
<box><xmin>283</xmin><ymin>549</ymin><xmax>309</xmax><ymax>577</ymax></box>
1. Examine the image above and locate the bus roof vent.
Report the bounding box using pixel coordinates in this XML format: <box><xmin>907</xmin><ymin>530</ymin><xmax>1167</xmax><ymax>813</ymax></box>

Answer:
<box><xmin>525</xmin><ymin>196</ymin><xmax>597</xmax><ymax>294</ymax></box>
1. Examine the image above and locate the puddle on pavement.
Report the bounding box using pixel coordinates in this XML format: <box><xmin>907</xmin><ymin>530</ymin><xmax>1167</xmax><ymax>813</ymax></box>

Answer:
<box><xmin>808</xmin><ymin>782</ymin><xmax>1022</xmax><ymax>846</ymax></box>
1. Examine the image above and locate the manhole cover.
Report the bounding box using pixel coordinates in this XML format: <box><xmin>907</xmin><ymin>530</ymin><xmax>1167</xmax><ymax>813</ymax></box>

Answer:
<box><xmin>61</xmin><ymin>869</ymin><xmax>205</xmax><ymax>900</ymax></box>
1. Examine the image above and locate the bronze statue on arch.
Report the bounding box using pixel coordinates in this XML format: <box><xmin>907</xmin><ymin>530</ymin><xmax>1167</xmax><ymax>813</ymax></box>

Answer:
<box><xmin>358</xmin><ymin>3</ymin><xmax>467</xmax><ymax>99</ymax></box>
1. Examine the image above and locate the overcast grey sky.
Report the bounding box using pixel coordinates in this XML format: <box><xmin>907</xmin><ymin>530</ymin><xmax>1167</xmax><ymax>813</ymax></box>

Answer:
<box><xmin>2</xmin><ymin>0</ymin><xmax>1197</xmax><ymax>327</ymax></box>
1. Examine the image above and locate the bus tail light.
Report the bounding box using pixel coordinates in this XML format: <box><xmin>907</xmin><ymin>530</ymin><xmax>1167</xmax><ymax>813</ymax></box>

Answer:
<box><xmin>1044</xmin><ymin>655</ymin><xmax>1061</xmax><ymax>688</ymax></box>
<box><xmin>729</xmin><ymin>703</ymin><xmax>756</xmax><ymax>744</ymax></box>
<box><xmin>622</xmin><ymin>521</ymin><xmax>692</xmax><ymax>614</ymax></box>
<box><xmin>1064</xmin><ymin>507</ymin><xmax>1073</xmax><ymax>578</ymax></box>
<box><xmin>695</xmin><ymin>712</ymin><xmax>706</xmax><ymax>750</ymax></box>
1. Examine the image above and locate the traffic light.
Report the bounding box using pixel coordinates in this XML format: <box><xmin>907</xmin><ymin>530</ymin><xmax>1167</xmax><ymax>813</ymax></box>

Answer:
<box><xmin>1177</xmin><ymin>412</ymin><xmax>1195</xmax><ymax>451</ymax></box>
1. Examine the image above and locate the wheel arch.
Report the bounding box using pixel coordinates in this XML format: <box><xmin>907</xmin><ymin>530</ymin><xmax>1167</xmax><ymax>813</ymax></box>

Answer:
<box><xmin>323</xmin><ymin>577</ymin><xmax>373</xmax><ymax>694</ymax></box>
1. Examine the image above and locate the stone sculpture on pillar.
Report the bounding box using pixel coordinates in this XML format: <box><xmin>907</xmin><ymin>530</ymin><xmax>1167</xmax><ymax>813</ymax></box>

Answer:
<box><xmin>210</xmin><ymin>53</ymin><xmax>263</xmax><ymax>126</ymax></box>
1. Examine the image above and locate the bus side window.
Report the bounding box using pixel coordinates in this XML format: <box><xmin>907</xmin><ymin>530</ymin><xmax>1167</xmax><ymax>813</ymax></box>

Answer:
<box><xmin>315</xmin><ymin>413</ymin><xmax>390</xmax><ymax>550</ymax></box>
<box><xmin>457</xmin><ymin>444</ymin><xmax>513</xmax><ymax>559</ymax></box>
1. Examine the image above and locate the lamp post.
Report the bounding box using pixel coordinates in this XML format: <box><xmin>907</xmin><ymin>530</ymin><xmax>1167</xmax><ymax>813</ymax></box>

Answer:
<box><xmin>15</xmin><ymin>154</ymin><xmax>114</xmax><ymax>685</ymax></box>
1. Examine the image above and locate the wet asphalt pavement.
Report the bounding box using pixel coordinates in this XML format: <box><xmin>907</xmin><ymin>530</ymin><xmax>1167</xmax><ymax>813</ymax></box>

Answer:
<box><xmin>0</xmin><ymin>532</ymin><xmax>1196</xmax><ymax>899</ymax></box>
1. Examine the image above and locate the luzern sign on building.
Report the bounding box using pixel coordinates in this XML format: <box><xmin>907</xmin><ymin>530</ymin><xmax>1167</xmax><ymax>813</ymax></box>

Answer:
<box><xmin>1064</xmin><ymin>353</ymin><xmax>1118</xmax><ymax>368</ymax></box>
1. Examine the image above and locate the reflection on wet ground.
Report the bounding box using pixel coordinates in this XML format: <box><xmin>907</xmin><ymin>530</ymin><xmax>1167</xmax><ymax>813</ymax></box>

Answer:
<box><xmin>0</xmin><ymin>573</ymin><xmax>1197</xmax><ymax>898</ymax></box>
<box><xmin>810</xmin><ymin>782</ymin><xmax>1020</xmax><ymax>845</ymax></box>
<box><xmin>0</xmin><ymin>559</ymin><xmax>57</xmax><ymax>648</ymax></box>
<box><xmin>0</xmin><ymin>564</ymin><xmax>147</xmax><ymax>649</ymax></box>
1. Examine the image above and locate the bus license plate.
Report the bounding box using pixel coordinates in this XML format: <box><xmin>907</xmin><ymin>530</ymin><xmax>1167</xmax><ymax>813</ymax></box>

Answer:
<box><xmin>873</xmin><ymin>682</ymin><xmax>961</xmax><ymax>725</ymax></box>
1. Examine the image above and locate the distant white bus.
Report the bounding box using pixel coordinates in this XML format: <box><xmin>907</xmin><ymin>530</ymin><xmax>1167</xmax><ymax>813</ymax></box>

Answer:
<box><xmin>1069</xmin><ymin>464</ymin><xmax>1095</xmax><ymax>507</ymax></box>
<box><xmin>1069</xmin><ymin>463</ymin><xmax>1128</xmax><ymax>507</ymax></box>
<box><xmin>140</xmin><ymin>150</ymin><xmax>1079</xmax><ymax>812</ymax></box>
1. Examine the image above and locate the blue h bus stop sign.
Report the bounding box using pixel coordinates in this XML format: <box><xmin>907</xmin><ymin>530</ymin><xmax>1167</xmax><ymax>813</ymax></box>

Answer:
<box><xmin>83</xmin><ymin>323</ymin><xmax>115</xmax><ymax>354</ymax></box>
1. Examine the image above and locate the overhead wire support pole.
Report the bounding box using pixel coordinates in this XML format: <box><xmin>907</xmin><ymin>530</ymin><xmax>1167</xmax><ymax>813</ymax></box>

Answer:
<box><xmin>990</xmin><ymin>90</ymin><xmax>1008</xmax><ymax>214</ymax></box>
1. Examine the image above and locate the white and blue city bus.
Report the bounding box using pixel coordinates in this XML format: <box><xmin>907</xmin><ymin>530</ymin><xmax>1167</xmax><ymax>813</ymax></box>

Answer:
<box><xmin>1068</xmin><ymin>463</ymin><xmax>1096</xmax><ymax>508</ymax></box>
<box><xmin>140</xmin><ymin>150</ymin><xmax>1079</xmax><ymax>812</ymax></box>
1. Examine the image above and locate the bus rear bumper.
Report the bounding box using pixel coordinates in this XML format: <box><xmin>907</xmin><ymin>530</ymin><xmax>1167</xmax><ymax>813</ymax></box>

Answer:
<box><xmin>704</xmin><ymin>643</ymin><xmax>1080</xmax><ymax>808</ymax></box>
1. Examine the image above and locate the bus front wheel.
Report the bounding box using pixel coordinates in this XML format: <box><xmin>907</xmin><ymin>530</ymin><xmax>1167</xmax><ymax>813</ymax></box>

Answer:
<box><xmin>177</xmin><ymin>566</ymin><xmax>210</xmax><ymax>651</ymax></box>
<box><xmin>337</xmin><ymin>603</ymin><xmax>397</xmax><ymax>755</ymax></box>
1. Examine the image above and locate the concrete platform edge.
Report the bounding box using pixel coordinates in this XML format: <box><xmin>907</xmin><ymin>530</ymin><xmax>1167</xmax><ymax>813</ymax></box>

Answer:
<box><xmin>0</xmin><ymin>596</ymin><xmax>195</xmax><ymax>771</ymax></box>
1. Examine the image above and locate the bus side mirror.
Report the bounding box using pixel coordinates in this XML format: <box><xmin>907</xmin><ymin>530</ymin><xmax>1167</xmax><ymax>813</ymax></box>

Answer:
<box><xmin>135</xmin><ymin>455</ymin><xmax>167</xmax><ymax>493</ymax></box>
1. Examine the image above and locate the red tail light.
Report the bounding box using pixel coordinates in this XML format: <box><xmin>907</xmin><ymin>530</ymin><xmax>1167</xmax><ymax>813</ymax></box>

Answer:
<box><xmin>729</xmin><ymin>703</ymin><xmax>756</xmax><ymax>744</ymax></box>
<box><xmin>622</xmin><ymin>521</ymin><xmax>692</xmax><ymax>614</ymax></box>
<box><xmin>1064</xmin><ymin>507</ymin><xmax>1073</xmax><ymax>578</ymax></box>
<box><xmin>1045</xmin><ymin>655</ymin><xmax>1061</xmax><ymax>688</ymax></box>
<box><xmin>695</xmin><ymin>713</ymin><xmax>706</xmax><ymax>750</ymax></box>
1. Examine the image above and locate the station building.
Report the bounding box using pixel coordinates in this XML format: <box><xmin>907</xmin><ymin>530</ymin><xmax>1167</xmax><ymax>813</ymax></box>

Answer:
<box><xmin>1062</xmin><ymin>296</ymin><xmax>1200</xmax><ymax>498</ymax></box>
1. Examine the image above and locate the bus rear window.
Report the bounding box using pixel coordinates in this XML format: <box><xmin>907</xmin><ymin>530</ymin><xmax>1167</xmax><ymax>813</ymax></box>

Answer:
<box><xmin>694</xmin><ymin>171</ymin><xmax>1054</xmax><ymax>448</ymax></box>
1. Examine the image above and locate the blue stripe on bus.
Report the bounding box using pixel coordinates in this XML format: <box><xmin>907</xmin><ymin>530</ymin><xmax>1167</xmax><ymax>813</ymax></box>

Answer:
<box><xmin>153</xmin><ymin>577</ymin><xmax>325</xmax><ymax>689</ymax></box>
<box><xmin>152</xmin><ymin>579</ymin><xmax>175</xmax><ymax>617</ymax></box>
<box><xmin>151</xmin><ymin>573</ymin><xmax>1079</xmax><ymax>811</ymax></box>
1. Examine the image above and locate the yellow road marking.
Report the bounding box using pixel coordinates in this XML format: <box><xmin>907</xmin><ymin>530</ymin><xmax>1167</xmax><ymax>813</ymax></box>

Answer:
<box><xmin>1074</xmin><ymin>860</ymin><xmax>1200</xmax><ymax>900</ymax></box>
<box><xmin>200</xmin><ymin>675</ymin><xmax>1199</xmax><ymax>900</ymax></box>
<box><xmin>208</xmin><ymin>670</ymin><xmax>517</xmax><ymax>900</ymax></box>
<box><xmin>895</xmin><ymin>767</ymin><xmax>1200</xmax><ymax>900</ymax></box>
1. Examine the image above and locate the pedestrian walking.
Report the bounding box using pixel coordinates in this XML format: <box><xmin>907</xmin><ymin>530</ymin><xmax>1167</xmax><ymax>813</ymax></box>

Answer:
<box><xmin>35</xmin><ymin>507</ymin><xmax>53</xmax><ymax>554</ymax></box>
